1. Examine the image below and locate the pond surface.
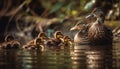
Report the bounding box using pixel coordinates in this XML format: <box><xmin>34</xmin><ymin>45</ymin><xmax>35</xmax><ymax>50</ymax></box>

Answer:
<box><xmin>0</xmin><ymin>41</ymin><xmax>120</xmax><ymax>69</ymax></box>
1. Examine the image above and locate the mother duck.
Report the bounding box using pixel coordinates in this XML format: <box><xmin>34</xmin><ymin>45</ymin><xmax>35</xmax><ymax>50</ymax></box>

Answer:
<box><xmin>71</xmin><ymin>8</ymin><xmax>113</xmax><ymax>45</ymax></box>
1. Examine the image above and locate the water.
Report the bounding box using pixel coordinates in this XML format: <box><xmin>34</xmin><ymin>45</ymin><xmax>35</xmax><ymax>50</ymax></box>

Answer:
<box><xmin>0</xmin><ymin>42</ymin><xmax>120</xmax><ymax>69</ymax></box>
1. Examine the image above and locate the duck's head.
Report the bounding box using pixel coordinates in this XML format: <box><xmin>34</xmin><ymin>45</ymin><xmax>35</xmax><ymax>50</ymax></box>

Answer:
<box><xmin>70</xmin><ymin>21</ymin><xmax>87</xmax><ymax>31</ymax></box>
<box><xmin>38</xmin><ymin>32</ymin><xmax>48</xmax><ymax>41</ymax></box>
<box><xmin>5</xmin><ymin>34</ymin><xmax>14</xmax><ymax>42</ymax></box>
<box><xmin>86</xmin><ymin>8</ymin><xmax>105</xmax><ymax>23</ymax></box>
<box><xmin>54</xmin><ymin>31</ymin><xmax>64</xmax><ymax>41</ymax></box>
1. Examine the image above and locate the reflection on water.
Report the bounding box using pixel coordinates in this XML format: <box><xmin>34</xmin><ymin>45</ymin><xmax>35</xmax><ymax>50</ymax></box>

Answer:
<box><xmin>72</xmin><ymin>45</ymin><xmax>113</xmax><ymax>69</ymax></box>
<box><xmin>0</xmin><ymin>42</ymin><xmax>120</xmax><ymax>69</ymax></box>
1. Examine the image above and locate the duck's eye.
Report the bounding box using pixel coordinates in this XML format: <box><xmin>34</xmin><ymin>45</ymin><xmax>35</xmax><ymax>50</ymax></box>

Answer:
<box><xmin>76</xmin><ymin>23</ymin><xmax>81</xmax><ymax>26</ymax></box>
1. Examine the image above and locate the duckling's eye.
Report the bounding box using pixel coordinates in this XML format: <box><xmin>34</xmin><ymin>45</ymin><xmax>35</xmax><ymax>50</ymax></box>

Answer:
<box><xmin>36</xmin><ymin>41</ymin><xmax>42</xmax><ymax>44</ymax></box>
<box><xmin>60</xmin><ymin>35</ymin><xmax>63</xmax><ymax>37</ymax></box>
<box><xmin>36</xmin><ymin>42</ymin><xmax>39</xmax><ymax>44</ymax></box>
<box><xmin>57</xmin><ymin>35</ymin><xmax>60</xmax><ymax>37</ymax></box>
<box><xmin>42</xmin><ymin>36</ymin><xmax>47</xmax><ymax>39</ymax></box>
<box><xmin>7</xmin><ymin>38</ymin><xmax>14</xmax><ymax>41</ymax></box>
<box><xmin>67</xmin><ymin>38</ymin><xmax>71</xmax><ymax>41</ymax></box>
<box><xmin>57</xmin><ymin>33</ymin><xmax>61</xmax><ymax>35</ymax></box>
<box><xmin>64</xmin><ymin>38</ymin><xmax>67</xmax><ymax>41</ymax></box>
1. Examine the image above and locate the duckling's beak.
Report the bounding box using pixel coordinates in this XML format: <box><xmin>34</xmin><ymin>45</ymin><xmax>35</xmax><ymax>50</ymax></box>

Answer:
<box><xmin>60</xmin><ymin>38</ymin><xmax>64</xmax><ymax>42</ymax></box>
<box><xmin>42</xmin><ymin>39</ymin><xmax>46</xmax><ymax>42</ymax></box>
<box><xmin>69</xmin><ymin>41</ymin><xmax>72</xmax><ymax>45</ymax></box>
<box><xmin>39</xmin><ymin>45</ymin><xmax>44</xmax><ymax>51</ymax></box>
<box><xmin>86</xmin><ymin>13</ymin><xmax>94</xmax><ymax>19</ymax></box>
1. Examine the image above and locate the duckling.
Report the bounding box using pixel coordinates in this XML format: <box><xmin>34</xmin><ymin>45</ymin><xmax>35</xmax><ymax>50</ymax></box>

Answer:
<box><xmin>23</xmin><ymin>37</ymin><xmax>44</xmax><ymax>51</ymax></box>
<box><xmin>46</xmin><ymin>31</ymin><xmax>64</xmax><ymax>49</ymax></box>
<box><xmin>63</xmin><ymin>35</ymin><xmax>72</xmax><ymax>49</ymax></box>
<box><xmin>26</xmin><ymin>32</ymin><xmax>48</xmax><ymax>45</ymax></box>
<box><xmin>0</xmin><ymin>34</ymin><xmax>20</xmax><ymax>49</ymax></box>
<box><xmin>0</xmin><ymin>42</ymin><xmax>11</xmax><ymax>49</ymax></box>
<box><xmin>5</xmin><ymin>34</ymin><xmax>14</xmax><ymax>41</ymax></box>
<box><xmin>37</xmin><ymin>32</ymin><xmax>48</xmax><ymax>44</ymax></box>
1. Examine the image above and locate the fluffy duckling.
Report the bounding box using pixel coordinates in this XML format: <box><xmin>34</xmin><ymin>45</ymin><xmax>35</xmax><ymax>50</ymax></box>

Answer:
<box><xmin>0</xmin><ymin>34</ymin><xmax>20</xmax><ymax>49</ymax></box>
<box><xmin>26</xmin><ymin>32</ymin><xmax>48</xmax><ymax>45</ymax></box>
<box><xmin>60</xmin><ymin>35</ymin><xmax>72</xmax><ymax>49</ymax></box>
<box><xmin>23</xmin><ymin>37</ymin><xmax>44</xmax><ymax>51</ymax></box>
<box><xmin>46</xmin><ymin>31</ymin><xmax>64</xmax><ymax>49</ymax></box>
<box><xmin>5</xmin><ymin>34</ymin><xmax>14</xmax><ymax>42</ymax></box>
<box><xmin>37</xmin><ymin>32</ymin><xmax>48</xmax><ymax>44</ymax></box>
<box><xmin>63</xmin><ymin>35</ymin><xmax>72</xmax><ymax>48</ymax></box>
<box><xmin>0</xmin><ymin>42</ymin><xmax>10</xmax><ymax>49</ymax></box>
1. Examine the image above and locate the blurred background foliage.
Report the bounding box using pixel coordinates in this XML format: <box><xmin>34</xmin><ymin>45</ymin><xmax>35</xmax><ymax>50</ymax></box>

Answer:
<box><xmin>0</xmin><ymin>0</ymin><xmax>119</xmax><ymax>19</ymax></box>
<box><xmin>0</xmin><ymin>0</ymin><xmax>120</xmax><ymax>44</ymax></box>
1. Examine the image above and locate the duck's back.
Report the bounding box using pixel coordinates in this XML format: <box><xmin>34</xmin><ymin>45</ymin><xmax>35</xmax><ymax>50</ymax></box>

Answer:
<box><xmin>88</xmin><ymin>22</ymin><xmax>113</xmax><ymax>45</ymax></box>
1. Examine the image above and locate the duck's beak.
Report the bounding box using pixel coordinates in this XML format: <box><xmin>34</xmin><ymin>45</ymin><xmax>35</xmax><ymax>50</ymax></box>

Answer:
<box><xmin>70</xmin><ymin>26</ymin><xmax>78</xmax><ymax>31</ymax></box>
<box><xmin>85</xmin><ymin>13</ymin><xmax>94</xmax><ymax>19</ymax></box>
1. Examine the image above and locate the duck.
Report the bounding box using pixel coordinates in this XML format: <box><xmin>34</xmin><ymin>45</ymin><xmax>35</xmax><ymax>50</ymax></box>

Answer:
<box><xmin>22</xmin><ymin>37</ymin><xmax>44</xmax><ymax>51</ymax></box>
<box><xmin>0</xmin><ymin>34</ymin><xmax>20</xmax><ymax>49</ymax></box>
<box><xmin>87</xmin><ymin>8</ymin><xmax>113</xmax><ymax>45</ymax></box>
<box><xmin>46</xmin><ymin>31</ymin><xmax>64</xmax><ymax>49</ymax></box>
<box><xmin>70</xmin><ymin>21</ymin><xmax>90</xmax><ymax>45</ymax></box>
<box><xmin>71</xmin><ymin>8</ymin><xmax>113</xmax><ymax>45</ymax></box>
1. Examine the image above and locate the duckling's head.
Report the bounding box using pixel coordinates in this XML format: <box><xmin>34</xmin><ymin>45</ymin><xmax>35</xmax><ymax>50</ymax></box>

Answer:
<box><xmin>38</xmin><ymin>32</ymin><xmax>48</xmax><ymax>41</ymax></box>
<box><xmin>34</xmin><ymin>37</ymin><xmax>43</xmax><ymax>46</ymax></box>
<box><xmin>64</xmin><ymin>36</ymin><xmax>72</xmax><ymax>42</ymax></box>
<box><xmin>54</xmin><ymin>31</ymin><xmax>63</xmax><ymax>39</ymax></box>
<box><xmin>54</xmin><ymin>31</ymin><xmax>64</xmax><ymax>42</ymax></box>
<box><xmin>34</xmin><ymin>37</ymin><xmax>44</xmax><ymax>51</ymax></box>
<box><xmin>5</xmin><ymin>34</ymin><xmax>14</xmax><ymax>42</ymax></box>
<box><xmin>86</xmin><ymin>8</ymin><xmax>105</xmax><ymax>23</ymax></box>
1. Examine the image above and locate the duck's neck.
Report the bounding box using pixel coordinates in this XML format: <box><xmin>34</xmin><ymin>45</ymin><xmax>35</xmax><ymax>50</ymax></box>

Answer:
<box><xmin>96</xmin><ymin>17</ymin><xmax>104</xmax><ymax>24</ymax></box>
